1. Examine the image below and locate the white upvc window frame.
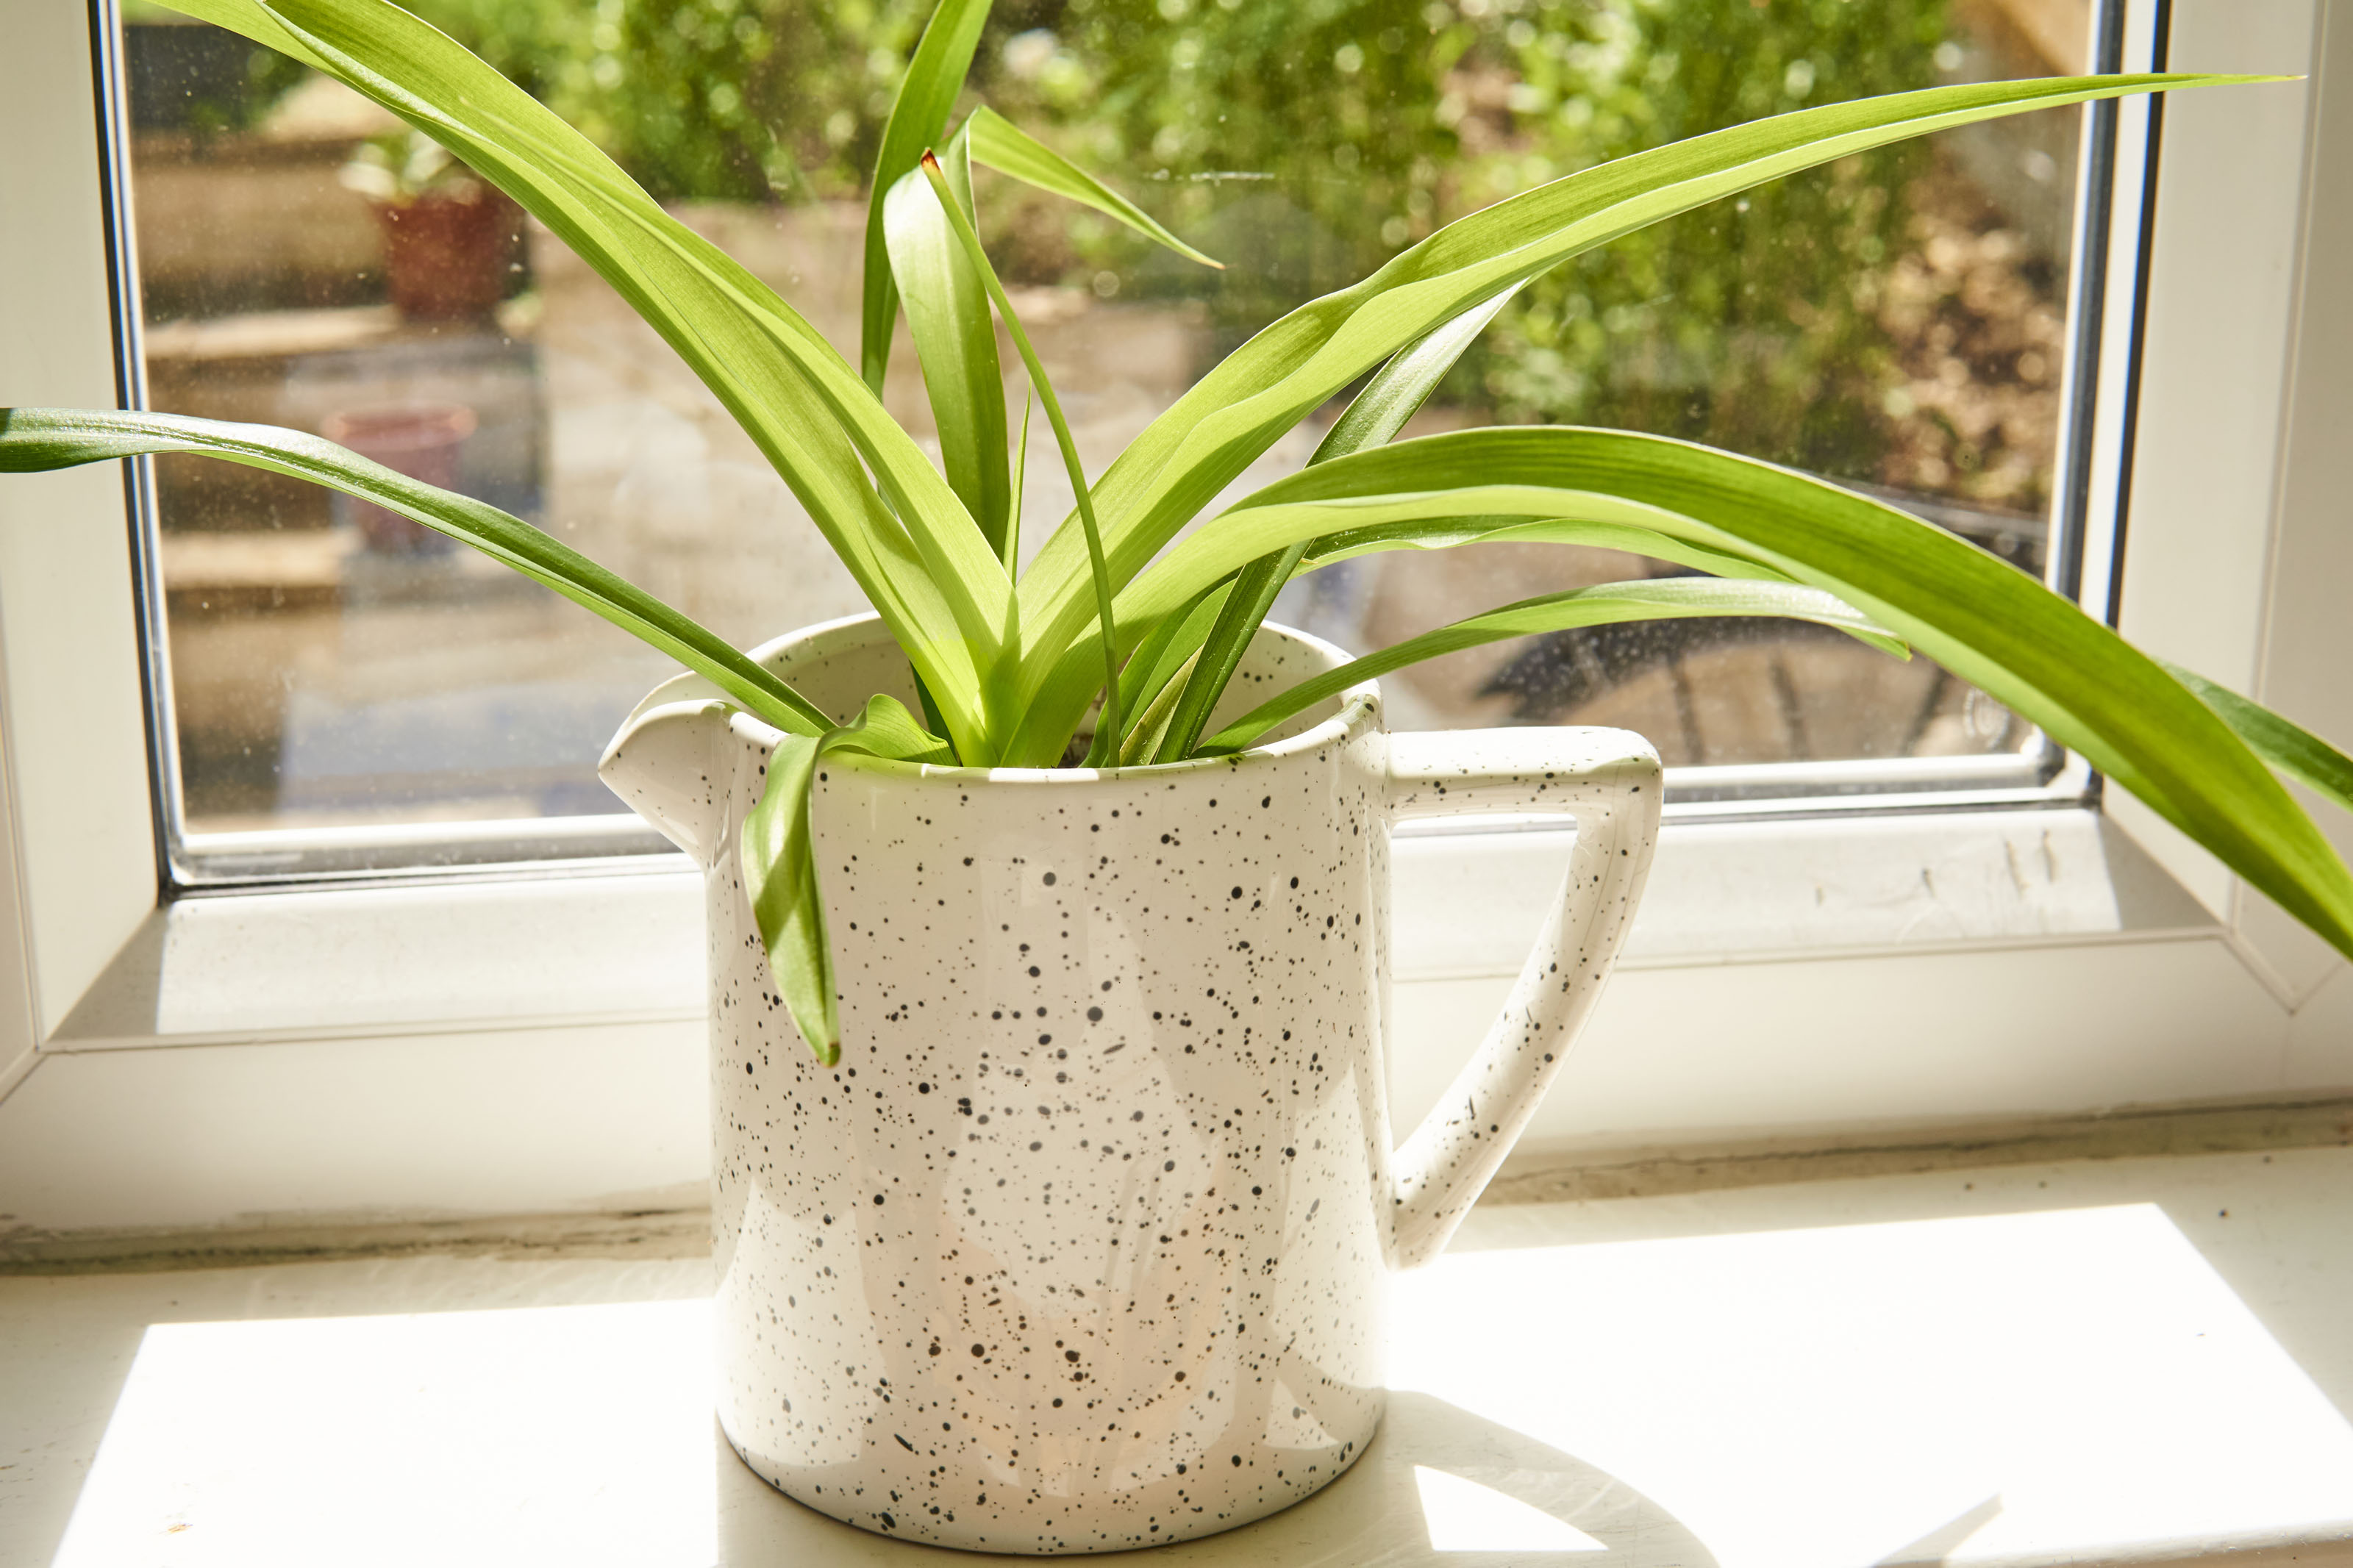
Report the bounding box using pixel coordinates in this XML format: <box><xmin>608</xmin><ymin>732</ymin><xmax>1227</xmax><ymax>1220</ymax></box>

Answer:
<box><xmin>2</xmin><ymin>0</ymin><xmax>2347</xmax><ymax>1237</ymax></box>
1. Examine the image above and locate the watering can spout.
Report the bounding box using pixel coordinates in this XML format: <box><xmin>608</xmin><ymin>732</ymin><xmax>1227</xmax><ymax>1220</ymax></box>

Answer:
<box><xmin>598</xmin><ymin>673</ymin><xmax>746</xmax><ymax>869</ymax></box>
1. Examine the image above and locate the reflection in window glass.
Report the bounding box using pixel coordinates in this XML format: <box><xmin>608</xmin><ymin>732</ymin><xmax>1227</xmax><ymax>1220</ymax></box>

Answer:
<box><xmin>122</xmin><ymin>0</ymin><xmax>2099</xmax><ymax>873</ymax></box>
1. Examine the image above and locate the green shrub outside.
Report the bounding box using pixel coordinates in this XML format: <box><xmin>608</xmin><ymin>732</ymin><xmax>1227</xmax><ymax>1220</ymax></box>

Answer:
<box><xmin>1012</xmin><ymin>0</ymin><xmax>1949</xmax><ymax>485</ymax></box>
<box><xmin>399</xmin><ymin>0</ymin><xmax>1957</xmax><ymax>488</ymax></box>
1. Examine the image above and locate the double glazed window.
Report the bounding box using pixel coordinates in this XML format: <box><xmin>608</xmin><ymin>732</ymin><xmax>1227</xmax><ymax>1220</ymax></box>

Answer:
<box><xmin>6</xmin><ymin>0</ymin><xmax>2346</xmax><ymax>1229</ymax></box>
<box><xmin>117</xmin><ymin>0</ymin><xmax>2125</xmax><ymax>885</ymax></box>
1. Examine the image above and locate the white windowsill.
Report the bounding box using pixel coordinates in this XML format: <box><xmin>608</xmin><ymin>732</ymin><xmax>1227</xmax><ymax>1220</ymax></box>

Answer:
<box><xmin>4</xmin><ymin>1143</ymin><xmax>2348</xmax><ymax>1567</ymax></box>
<box><xmin>15</xmin><ymin>799</ymin><xmax>2344</xmax><ymax>1242</ymax></box>
<box><xmin>43</xmin><ymin>802</ymin><xmax>2212</xmax><ymax>1052</ymax></box>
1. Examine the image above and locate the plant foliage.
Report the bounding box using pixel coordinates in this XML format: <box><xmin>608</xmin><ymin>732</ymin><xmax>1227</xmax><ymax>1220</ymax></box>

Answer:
<box><xmin>5</xmin><ymin>0</ymin><xmax>2348</xmax><ymax>1062</ymax></box>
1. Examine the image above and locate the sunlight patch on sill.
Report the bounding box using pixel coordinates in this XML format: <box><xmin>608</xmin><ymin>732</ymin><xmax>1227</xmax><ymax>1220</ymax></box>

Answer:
<box><xmin>46</xmin><ymin>1201</ymin><xmax>2353</xmax><ymax>1567</ymax></box>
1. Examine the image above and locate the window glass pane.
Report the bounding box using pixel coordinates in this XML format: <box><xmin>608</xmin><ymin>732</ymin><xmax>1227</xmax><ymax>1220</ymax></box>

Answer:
<box><xmin>121</xmin><ymin>0</ymin><xmax>2106</xmax><ymax>878</ymax></box>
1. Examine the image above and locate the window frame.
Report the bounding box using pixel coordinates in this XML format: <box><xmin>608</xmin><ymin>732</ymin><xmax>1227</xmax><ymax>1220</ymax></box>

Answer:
<box><xmin>3</xmin><ymin>0</ymin><xmax>2348</xmax><ymax>1236</ymax></box>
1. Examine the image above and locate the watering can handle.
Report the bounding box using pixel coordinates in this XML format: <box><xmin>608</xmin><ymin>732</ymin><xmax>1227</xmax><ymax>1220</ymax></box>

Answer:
<box><xmin>1384</xmin><ymin>727</ymin><xmax>1662</xmax><ymax>1270</ymax></box>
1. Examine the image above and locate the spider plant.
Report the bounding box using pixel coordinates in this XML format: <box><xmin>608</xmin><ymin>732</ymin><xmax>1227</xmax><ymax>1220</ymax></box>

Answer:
<box><xmin>7</xmin><ymin>0</ymin><xmax>2351</xmax><ymax>1067</ymax></box>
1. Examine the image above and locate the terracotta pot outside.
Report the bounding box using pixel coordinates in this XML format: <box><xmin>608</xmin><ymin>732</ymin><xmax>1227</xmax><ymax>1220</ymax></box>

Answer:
<box><xmin>372</xmin><ymin>186</ymin><xmax>515</xmax><ymax>322</ymax></box>
<box><xmin>319</xmin><ymin>402</ymin><xmax>476</xmax><ymax>555</ymax></box>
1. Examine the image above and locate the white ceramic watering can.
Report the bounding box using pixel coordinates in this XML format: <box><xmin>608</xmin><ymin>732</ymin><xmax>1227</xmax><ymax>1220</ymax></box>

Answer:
<box><xmin>602</xmin><ymin>612</ymin><xmax>1658</xmax><ymax>1553</ymax></box>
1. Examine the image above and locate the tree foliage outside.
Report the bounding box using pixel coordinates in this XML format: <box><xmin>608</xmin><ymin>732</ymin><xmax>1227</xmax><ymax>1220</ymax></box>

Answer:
<box><xmin>400</xmin><ymin>0</ymin><xmax>943</xmax><ymax>201</ymax></box>
<box><xmin>1008</xmin><ymin>0</ymin><xmax>1954</xmax><ymax>489</ymax></box>
<box><xmin>159</xmin><ymin>0</ymin><xmax>2033</xmax><ymax>501</ymax></box>
<box><xmin>399</xmin><ymin>0</ymin><xmax>1981</xmax><ymax>498</ymax></box>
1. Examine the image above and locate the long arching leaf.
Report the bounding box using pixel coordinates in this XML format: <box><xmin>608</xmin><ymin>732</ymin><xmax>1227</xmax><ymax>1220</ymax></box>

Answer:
<box><xmin>1171</xmin><ymin>426</ymin><xmax>2353</xmax><ymax>958</ymax></box>
<box><xmin>861</xmin><ymin>0</ymin><xmax>995</xmax><ymax>393</ymax></box>
<box><xmin>886</xmin><ymin>135</ymin><xmax>1013</xmax><ymax>558</ymax></box>
<box><xmin>1149</xmin><ymin>549</ymin><xmax>1298</xmax><ymax>764</ymax></box>
<box><xmin>965</xmin><ymin>107</ymin><xmax>1223</xmax><ymax>269</ymax></box>
<box><xmin>1299</xmin><ymin>517</ymin><xmax>1799</xmax><ymax>584</ymax></box>
<box><xmin>2163</xmin><ymin>662</ymin><xmax>2353</xmax><ymax>815</ymax></box>
<box><xmin>168</xmin><ymin>0</ymin><xmax>1012</xmax><ymax>758</ymax></box>
<box><xmin>0</xmin><ymin>408</ymin><xmax>833</xmax><ymax>736</ymax></box>
<box><xmin>920</xmin><ymin>151</ymin><xmax>1125</xmax><ymax>753</ymax></box>
<box><xmin>1199</xmin><ymin>579</ymin><xmax>1899</xmax><ymax>752</ymax></box>
<box><xmin>1148</xmin><ymin>292</ymin><xmax>1518</xmax><ymax>761</ymax></box>
<box><xmin>1315</xmin><ymin>292</ymin><xmax>1516</xmax><ymax>462</ymax></box>
<box><xmin>1103</xmin><ymin>579</ymin><xmax>1232</xmax><ymax>766</ymax></box>
<box><xmin>1036</xmin><ymin>509</ymin><xmax>1830</xmax><ymax>759</ymax></box>
<box><xmin>1002</xmin><ymin>70</ymin><xmax>2271</xmax><ymax>762</ymax></box>
<box><xmin>1113</xmin><ymin>495</ymin><xmax>1807</xmax><ymax>642</ymax></box>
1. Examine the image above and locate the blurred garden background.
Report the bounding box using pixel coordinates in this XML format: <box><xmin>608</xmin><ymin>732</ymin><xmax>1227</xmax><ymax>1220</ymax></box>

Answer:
<box><xmin>120</xmin><ymin>0</ymin><xmax>2090</xmax><ymax>856</ymax></box>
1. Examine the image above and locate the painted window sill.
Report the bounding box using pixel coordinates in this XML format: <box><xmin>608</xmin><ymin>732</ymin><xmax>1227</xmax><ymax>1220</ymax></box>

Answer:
<box><xmin>4</xmin><ymin>1143</ymin><xmax>2349</xmax><ymax>1567</ymax></box>
<box><xmin>43</xmin><ymin>803</ymin><xmax>2204</xmax><ymax>1053</ymax></box>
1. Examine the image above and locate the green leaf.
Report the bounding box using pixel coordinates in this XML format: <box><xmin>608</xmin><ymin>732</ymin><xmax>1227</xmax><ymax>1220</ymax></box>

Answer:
<box><xmin>1117</xmin><ymin>647</ymin><xmax>1202</xmax><ymax>767</ymax></box>
<box><xmin>885</xmin><ymin>133</ymin><xmax>1013</xmax><ymax>559</ymax></box>
<box><xmin>1042</xmin><ymin>494</ymin><xmax>1901</xmax><ymax>755</ymax></box>
<box><xmin>1300</xmin><ymin>516</ymin><xmax>1799</xmax><ymax>585</ymax></box>
<box><xmin>1023</xmin><ymin>502</ymin><xmax>1806</xmax><ymax>770</ymax></box>
<box><xmin>171</xmin><ymin>0</ymin><xmax>1014</xmax><ymax>759</ymax></box>
<box><xmin>1149</xmin><ymin>290</ymin><xmax>1515</xmax><ymax>761</ymax></box>
<box><xmin>1115</xmin><ymin>491</ymin><xmax>1807</xmax><ymax>639</ymax></box>
<box><xmin>1007</xmin><ymin>389</ymin><xmax>1032</xmax><ymax>575</ymax></box>
<box><xmin>1110</xmin><ymin>512</ymin><xmax>1901</xmax><ymax>752</ymax></box>
<box><xmin>162</xmin><ymin>0</ymin><xmax>322</xmax><ymax>62</ymax></box>
<box><xmin>0</xmin><ymin>408</ymin><xmax>834</xmax><ymax>736</ymax></box>
<box><xmin>1185</xmin><ymin>425</ymin><xmax>2353</xmax><ymax>959</ymax></box>
<box><xmin>1003</xmin><ymin>70</ymin><xmax>2270</xmax><ymax>763</ymax></box>
<box><xmin>1311</xmin><ymin>292</ymin><xmax>1515</xmax><ymax>464</ymax></box>
<box><xmin>965</xmin><ymin>107</ymin><xmax>1223</xmax><ymax>270</ymax></box>
<box><xmin>1200</xmin><ymin>578</ymin><xmax>1900</xmax><ymax>753</ymax></box>
<box><xmin>2163</xmin><ymin>662</ymin><xmax>2353</xmax><ymax>816</ymax></box>
<box><xmin>861</xmin><ymin>0</ymin><xmax>995</xmax><ymax>394</ymax></box>
<box><xmin>919</xmin><ymin>151</ymin><xmax>1125</xmax><ymax>756</ymax></box>
<box><xmin>1129</xmin><ymin>584</ymin><xmax>1230</xmax><ymax>706</ymax></box>
<box><xmin>1089</xmin><ymin>578</ymin><xmax>1229</xmax><ymax>767</ymax></box>
<box><xmin>741</xmin><ymin>695</ymin><xmax>957</xmax><ymax>1065</ymax></box>
<box><xmin>1151</xmin><ymin>547</ymin><xmax>1299</xmax><ymax>763</ymax></box>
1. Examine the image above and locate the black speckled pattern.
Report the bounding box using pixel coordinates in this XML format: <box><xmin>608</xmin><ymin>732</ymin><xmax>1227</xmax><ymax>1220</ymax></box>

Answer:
<box><xmin>599</xmin><ymin>614</ymin><xmax>1661</xmax><ymax>1554</ymax></box>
